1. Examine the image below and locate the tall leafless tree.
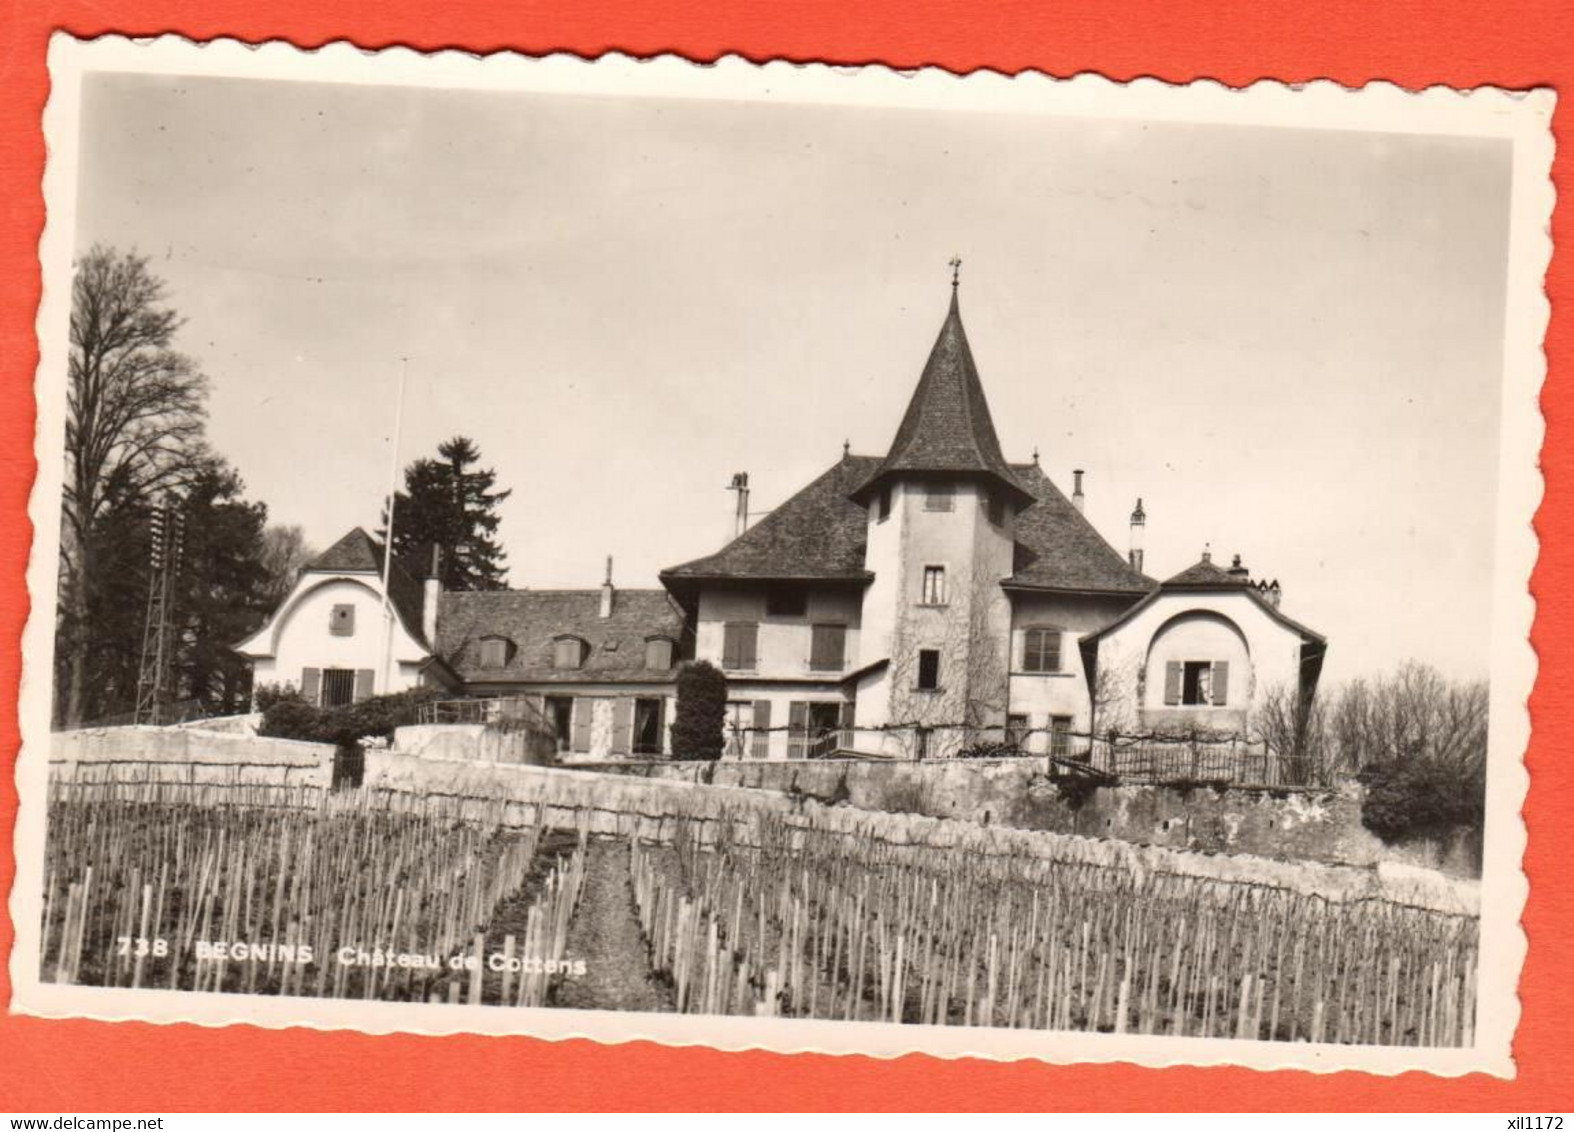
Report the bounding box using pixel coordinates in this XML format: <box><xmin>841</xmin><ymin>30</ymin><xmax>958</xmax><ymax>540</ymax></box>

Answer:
<box><xmin>59</xmin><ymin>245</ymin><xmax>209</xmax><ymax>726</ymax></box>
<box><xmin>259</xmin><ymin>523</ymin><xmax>315</xmax><ymax>605</ymax></box>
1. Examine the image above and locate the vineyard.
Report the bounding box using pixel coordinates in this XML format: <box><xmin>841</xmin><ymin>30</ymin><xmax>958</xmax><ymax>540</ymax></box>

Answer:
<box><xmin>40</xmin><ymin>778</ymin><xmax>1478</xmax><ymax>1045</ymax></box>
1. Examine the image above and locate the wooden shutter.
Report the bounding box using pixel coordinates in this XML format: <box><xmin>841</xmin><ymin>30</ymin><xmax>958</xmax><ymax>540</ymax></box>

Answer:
<box><xmin>723</xmin><ymin>623</ymin><xmax>754</xmax><ymax>670</ymax></box>
<box><xmin>330</xmin><ymin>604</ymin><xmax>355</xmax><ymax>636</ymax></box>
<box><xmin>1163</xmin><ymin>661</ymin><xmax>1182</xmax><ymax>705</ymax></box>
<box><xmin>301</xmin><ymin>667</ymin><xmax>322</xmax><ymax>705</ymax></box>
<box><xmin>838</xmin><ymin>701</ymin><xmax>856</xmax><ymax>749</ymax></box>
<box><xmin>611</xmin><ymin>697</ymin><xmax>635</xmax><ymax>754</ymax></box>
<box><xmin>1212</xmin><ymin>661</ymin><xmax>1230</xmax><ymax>706</ymax></box>
<box><xmin>787</xmin><ymin>701</ymin><xmax>809</xmax><ymax>759</ymax></box>
<box><xmin>752</xmin><ymin>700</ymin><xmax>772</xmax><ymax>760</ymax></box>
<box><xmin>570</xmin><ymin>698</ymin><xmax>591</xmax><ymax>752</ymax></box>
<box><xmin>811</xmin><ymin>624</ymin><xmax>845</xmax><ymax>670</ymax></box>
<box><xmin>353</xmin><ymin>669</ymin><xmax>374</xmax><ymax>703</ymax></box>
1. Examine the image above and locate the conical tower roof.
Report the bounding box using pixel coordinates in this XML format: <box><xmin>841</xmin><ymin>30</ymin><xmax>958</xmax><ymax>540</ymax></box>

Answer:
<box><xmin>853</xmin><ymin>287</ymin><xmax>1032</xmax><ymax>505</ymax></box>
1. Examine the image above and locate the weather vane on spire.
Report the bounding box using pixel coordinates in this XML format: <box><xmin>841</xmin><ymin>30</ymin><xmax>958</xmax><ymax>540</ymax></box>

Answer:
<box><xmin>949</xmin><ymin>255</ymin><xmax>962</xmax><ymax>289</ymax></box>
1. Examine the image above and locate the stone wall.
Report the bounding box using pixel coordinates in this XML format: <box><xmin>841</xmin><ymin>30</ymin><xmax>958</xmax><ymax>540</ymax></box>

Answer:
<box><xmin>392</xmin><ymin>723</ymin><xmax>556</xmax><ymax>766</ymax></box>
<box><xmin>572</xmin><ymin>758</ymin><xmax>1483</xmax><ymax>878</ymax></box>
<box><xmin>51</xmin><ymin>725</ymin><xmax>333</xmax><ymax>788</ymax></box>
<box><xmin>362</xmin><ymin>752</ymin><xmax>1478</xmax><ymax>917</ymax></box>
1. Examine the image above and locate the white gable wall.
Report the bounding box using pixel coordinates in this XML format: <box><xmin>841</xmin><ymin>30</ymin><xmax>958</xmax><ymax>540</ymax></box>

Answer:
<box><xmin>241</xmin><ymin>573</ymin><xmax>428</xmax><ymax>700</ymax></box>
<box><xmin>1090</xmin><ymin>589</ymin><xmax>1311</xmax><ymax>739</ymax></box>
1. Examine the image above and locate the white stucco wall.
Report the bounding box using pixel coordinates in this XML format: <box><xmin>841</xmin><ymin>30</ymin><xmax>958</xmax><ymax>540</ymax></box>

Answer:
<box><xmin>1007</xmin><ymin>592</ymin><xmax>1138</xmax><ymax>751</ymax></box>
<box><xmin>1091</xmin><ymin>589</ymin><xmax>1313</xmax><ymax>738</ymax></box>
<box><xmin>694</xmin><ymin>587</ymin><xmax>863</xmax><ymax>679</ymax></box>
<box><xmin>239</xmin><ymin>572</ymin><xmax>428</xmax><ymax>700</ymax></box>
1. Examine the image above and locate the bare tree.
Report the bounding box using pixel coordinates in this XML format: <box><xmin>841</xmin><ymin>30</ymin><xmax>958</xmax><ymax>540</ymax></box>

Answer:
<box><xmin>259</xmin><ymin>524</ymin><xmax>315</xmax><ymax>605</ymax></box>
<box><xmin>59</xmin><ymin>245</ymin><xmax>209</xmax><ymax>725</ymax></box>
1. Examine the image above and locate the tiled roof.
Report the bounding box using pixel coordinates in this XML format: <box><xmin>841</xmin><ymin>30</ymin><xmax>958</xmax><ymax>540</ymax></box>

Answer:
<box><xmin>435</xmin><ymin>588</ymin><xmax>687</xmax><ymax>684</ymax></box>
<box><xmin>661</xmin><ymin>456</ymin><xmax>881</xmax><ymax>582</ymax></box>
<box><xmin>1163</xmin><ymin>557</ymin><xmax>1245</xmax><ymax>587</ymax></box>
<box><xmin>303</xmin><ymin>526</ymin><xmax>430</xmax><ymax>650</ymax></box>
<box><xmin>854</xmin><ymin>290</ymin><xmax>1030</xmax><ymax>505</ymax></box>
<box><xmin>306</xmin><ymin>527</ymin><xmax>383</xmax><ymax>572</ymax></box>
<box><xmin>662</xmin><ymin>455</ymin><xmax>1153</xmax><ymax>595</ymax></box>
<box><xmin>1004</xmin><ymin>463</ymin><xmax>1156</xmax><ymax>595</ymax></box>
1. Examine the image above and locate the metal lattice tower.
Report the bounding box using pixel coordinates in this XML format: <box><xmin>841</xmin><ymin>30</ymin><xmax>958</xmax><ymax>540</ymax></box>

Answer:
<box><xmin>134</xmin><ymin>498</ymin><xmax>186</xmax><ymax>725</ymax></box>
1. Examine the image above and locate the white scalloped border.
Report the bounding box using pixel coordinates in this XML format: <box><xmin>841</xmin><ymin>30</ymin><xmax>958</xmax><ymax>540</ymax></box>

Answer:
<box><xmin>11</xmin><ymin>33</ymin><xmax>1554</xmax><ymax>1082</ymax></box>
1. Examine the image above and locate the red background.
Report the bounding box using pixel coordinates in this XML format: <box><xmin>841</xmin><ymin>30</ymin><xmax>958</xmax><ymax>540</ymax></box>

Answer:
<box><xmin>0</xmin><ymin>0</ymin><xmax>1568</xmax><ymax>1112</ymax></box>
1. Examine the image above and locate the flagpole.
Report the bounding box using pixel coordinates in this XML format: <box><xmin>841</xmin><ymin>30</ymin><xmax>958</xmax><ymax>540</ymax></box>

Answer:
<box><xmin>379</xmin><ymin>357</ymin><xmax>409</xmax><ymax>695</ymax></box>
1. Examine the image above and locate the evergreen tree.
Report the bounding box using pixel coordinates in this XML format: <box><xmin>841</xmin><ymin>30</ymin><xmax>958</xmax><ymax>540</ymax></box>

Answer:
<box><xmin>671</xmin><ymin>660</ymin><xmax>728</xmax><ymax>761</ymax></box>
<box><xmin>175</xmin><ymin>461</ymin><xmax>273</xmax><ymax>715</ymax></box>
<box><xmin>62</xmin><ymin>457</ymin><xmax>274</xmax><ymax>724</ymax></box>
<box><xmin>379</xmin><ymin>436</ymin><xmax>510</xmax><ymax>590</ymax></box>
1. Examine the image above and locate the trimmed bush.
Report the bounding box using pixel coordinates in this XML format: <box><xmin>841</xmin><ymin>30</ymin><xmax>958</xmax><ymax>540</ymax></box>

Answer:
<box><xmin>671</xmin><ymin>659</ymin><xmax>728</xmax><ymax>761</ymax></box>
<box><xmin>1359</xmin><ymin>758</ymin><xmax>1485</xmax><ymax>843</ymax></box>
<box><xmin>259</xmin><ymin>686</ymin><xmax>446</xmax><ymax>786</ymax></box>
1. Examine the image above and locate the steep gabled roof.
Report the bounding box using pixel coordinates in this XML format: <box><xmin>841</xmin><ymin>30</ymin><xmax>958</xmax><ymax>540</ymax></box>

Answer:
<box><xmin>435</xmin><ymin>588</ymin><xmax>687</xmax><ymax>684</ymax></box>
<box><xmin>852</xmin><ymin>290</ymin><xmax>1032</xmax><ymax>506</ymax></box>
<box><xmin>1163</xmin><ymin>556</ymin><xmax>1244</xmax><ymax>588</ymax></box>
<box><xmin>306</xmin><ymin>527</ymin><xmax>383</xmax><ymax>573</ymax></box>
<box><xmin>661</xmin><ymin>456</ymin><xmax>881</xmax><ymax>583</ymax></box>
<box><xmin>1004</xmin><ymin>463</ymin><xmax>1156</xmax><ymax>595</ymax></box>
<box><xmin>661</xmin><ymin>455</ymin><xmax>1154</xmax><ymax>596</ymax></box>
<box><xmin>300</xmin><ymin>526</ymin><xmax>430</xmax><ymax>650</ymax></box>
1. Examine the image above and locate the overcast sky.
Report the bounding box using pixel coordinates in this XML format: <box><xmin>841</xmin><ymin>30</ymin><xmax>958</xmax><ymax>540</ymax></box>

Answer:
<box><xmin>71</xmin><ymin>72</ymin><xmax>1514</xmax><ymax>685</ymax></box>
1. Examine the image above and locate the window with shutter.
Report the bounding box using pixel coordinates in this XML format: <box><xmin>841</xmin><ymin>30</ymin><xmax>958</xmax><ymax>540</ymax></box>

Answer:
<box><xmin>553</xmin><ymin>637</ymin><xmax>585</xmax><ymax>669</ymax></box>
<box><xmin>611</xmin><ymin>697</ymin><xmax>635</xmax><ymax>754</ymax></box>
<box><xmin>924</xmin><ymin>484</ymin><xmax>955</xmax><ymax>511</ymax></box>
<box><xmin>917</xmin><ymin>649</ymin><xmax>941</xmax><ymax>691</ymax></box>
<box><xmin>722</xmin><ymin>622</ymin><xmax>758</xmax><ymax>670</ymax></box>
<box><xmin>876</xmin><ymin>487</ymin><xmax>892</xmax><ymax>522</ymax></box>
<box><xmin>570</xmin><ymin>698</ymin><xmax>592</xmax><ymax>752</ymax></box>
<box><xmin>1022</xmin><ymin>627</ymin><xmax>1062</xmax><ymax>673</ymax></box>
<box><xmin>1050</xmin><ymin>716</ymin><xmax>1073</xmax><ymax>758</ymax></box>
<box><xmin>787</xmin><ymin>701</ymin><xmax>810</xmax><ymax>759</ymax></box>
<box><xmin>1006</xmin><ymin>714</ymin><xmax>1029</xmax><ymax>749</ymax></box>
<box><xmin>751</xmin><ymin>700</ymin><xmax>772</xmax><ymax>760</ymax></box>
<box><xmin>986</xmin><ymin>494</ymin><xmax>1005</xmax><ymax>527</ymax></box>
<box><xmin>1211</xmin><ymin>661</ymin><xmax>1230</xmax><ymax>706</ymax></box>
<box><xmin>644</xmin><ymin>637</ymin><xmax>674</xmax><ymax>670</ymax></box>
<box><xmin>329</xmin><ymin>604</ymin><xmax>356</xmax><ymax>637</ymax></box>
<box><xmin>1163</xmin><ymin>661</ymin><xmax>1182</xmax><ymax>705</ymax></box>
<box><xmin>809</xmin><ymin>623</ymin><xmax>846</xmax><ymax>671</ymax></box>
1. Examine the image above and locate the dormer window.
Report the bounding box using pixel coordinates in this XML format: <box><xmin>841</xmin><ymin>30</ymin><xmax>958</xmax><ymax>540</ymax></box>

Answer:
<box><xmin>924</xmin><ymin>484</ymin><xmax>955</xmax><ymax>512</ymax></box>
<box><xmin>644</xmin><ymin>637</ymin><xmax>675</xmax><ymax>670</ymax></box>
<box><xmin>478</xmin><ymin>636</ymin><xmax>511</xmax><ymax>670</ymax></box>
<box><xmin>329</xmin><ymin>604</ymin><xmax>355</xmax><ymax>637</ymax></box>
<box><xmin>553</xmin><ymin>636</ymin><xmax>588</xmax><ymax>670</ymax></box>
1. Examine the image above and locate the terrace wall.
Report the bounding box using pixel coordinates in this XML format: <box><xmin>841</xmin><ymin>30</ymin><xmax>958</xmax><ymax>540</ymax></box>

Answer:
<box><xmin>393</xmin><ymin>723</ymin><xmax>557</xmax><ymax>765</ymax></box>
<box><xmin>574</xmin><ymin>759</ymin><xmax>1483</xmax><ymax>879</ymax></box>
<box><xmin>51</xmin><ymin>725</ymin><xmax>333</xmax><ymax>788</ymax></box>
<box><xmin>360</xmin><ymin>752</ymin><xmax>1478</xmax><ymax>917</ymax></box>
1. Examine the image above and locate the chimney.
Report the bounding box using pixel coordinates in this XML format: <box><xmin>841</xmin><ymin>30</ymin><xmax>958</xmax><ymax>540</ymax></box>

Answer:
<box><xmin>1227</xmin><ymin>554</ymin><xmax>1251</xmax><ymax>583</ymax></box>
<box><xmin>422</xmin><ymin>544</ymin><xmax>442</xmax><ymax>645</ymax></box>
<box><xmin>1072</xmin><ymin>469</ymin><xmax>1085</xmax><ymax>513</ymax></box>
<box><xmin>1267</xmin><ymin>578</ymin><xmax>1282</xmax><ymax>609</ymax></box>
<box><xmin>600</xmin><ymin>555</ymin><xmax>615</xmax><ymax>619</ymax></box>
<box><xmin>727</xmin><ymin>471</ymin><xmax>751</xmax><ymax>543</ymax></box>
<box><xmin>1128</xmin><ymin>498</ymin><xmax>1146</xmax><ymax>573</ymax></box>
